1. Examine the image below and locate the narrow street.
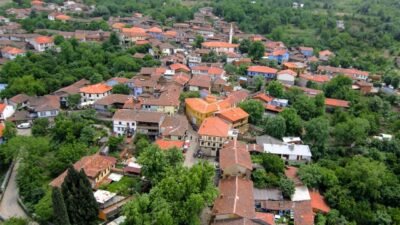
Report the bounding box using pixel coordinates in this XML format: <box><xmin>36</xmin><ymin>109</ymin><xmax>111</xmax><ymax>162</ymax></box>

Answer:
<box><xmin>0</xmin><ymin>161</ymin><xmax>27</xmax><ymax>219</ymax></box>
<box><xmin>183</xmin><ymin>127</ymin><xmax>199</xmax><ymax>167</ymax></box>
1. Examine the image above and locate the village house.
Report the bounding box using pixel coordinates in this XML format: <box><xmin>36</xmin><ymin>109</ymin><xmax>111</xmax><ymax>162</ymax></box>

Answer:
<box><xmin>264</xmin><ymin>49</ymin><xmax>289</xmax><ymax>64</ymax></box>
<box><xmin>282</xmin><ymin>62</ymin><xmax>306</xmax><ymax>74</ymax></box>
<box><xmin>29</xmin><ymin>36</ymin><xmax>54</xmax><ymax>52</ymax></box>
<box><xmin>140</xmin><ymin>84</ymin><xmax>181</xmax><ymax>115</ymax></box>
<box><xmin>219</xmin><ymin>140</ymin><xmax>252</xmax><ymax>178</ymax></box>
<box><xmin>53</xmin><ymin>79</ymin><xmax>91</xmax><ymax>107</ymax></box>
<box><xmin>1</xmin><ymin>46</ymin><xmax>25</xmax><ymax>59</ymax></box>
<box><xmin>0</xmin><ymin>103</ymin><xmax>15</xmax><ymax>121</ymax></box>
<box><xmin>198</xmin><ymin>116</ymin><xmax>237</xmax><ymax>156</ymax></box>
<box><xmin>79</xmin><ymin>83</ymin><xmax>112</xmax><ymax>105</ymax></box>
<box><xmin>95</xmin><ymin>189</ymin><xmax>133</xmax><ymax>221</ymax></box>
<box><xmin>299</xmin><ymin>46</ymin><xmax>314</xmax><ymax>57</ymax></box>
<box><xmin>318</xmin><ymin>50</ymin><xmax>335</xmax><ymax>61</ymax></box>
<box><xmin>188</xmin><ymin>75</ymin><xmax>212</xmax><ymax>92</ymax></box>
<box><xmin>318</xmin><ymin>65</ymin><xmax>369</xmax><ymax>81</ymax></box>
<box><xmin>93</xmin><ymin>94</ymin><xmax>132</xmax><ymax>115</ymax></box>
<box><xmin>50</xmin><ymin>154</ymin><xmax>117</xmax><ymax>188</ymax></box>
<box><xmin>212</xmin><ymin>176</ymin><xmax>255</xmax><ymax>221</ymax></box>
<box><xmin>160</xmin><ymin>114</ymin><xmax>189</xmax><ymax>141</ymax></box>
<box><xmin>277</xmin><ymin>69</ymin><xmax>297</xmax><ymax>86</ymax></box>
<box><xmin>298</xmin><ymin>74</ymin><xmax>330</xmax><ymax>87</ymax></box>
<box><xmin>247</xmin><ymin>66</ymin><xmax>278</xmax><ymax>79</ymax></box>
<box><xmin>201</xmin><ymin>41</ymin><xmax>238</xmax><ymax>53</ymax></box>
<box><xmin>185</xmin><ymin>96</ymin><xmax>232</xmax><ymax>127</ymax></box>
<box><xmin>120</xmin><ymin>27</ymin><xmax>148</xmax><ymax>46</ymax></box>
<box><xmin>262</xmin><ymin>143</ymin><xmax>312</xmax><ymax>162</ymax></box>
<box><xmin>216</xmin><ymin>107</ymin><xmax>249</xmax><ymax>134</ymax></box>
<box><xmin>112</xmin><ymin>109</ymin><xmax>165</xmax><ymax>137</ymax></box>
<box><xmin>324</xmin><ymin>98</ymin><xmax>350</xmax><ymax>109</ymax></box>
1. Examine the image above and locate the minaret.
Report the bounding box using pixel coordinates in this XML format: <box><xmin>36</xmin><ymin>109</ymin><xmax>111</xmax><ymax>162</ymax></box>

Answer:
<box><xmin>228</xmin><ymin>23</ymin><xmax>233</xmax><ymax>44</ymax></box>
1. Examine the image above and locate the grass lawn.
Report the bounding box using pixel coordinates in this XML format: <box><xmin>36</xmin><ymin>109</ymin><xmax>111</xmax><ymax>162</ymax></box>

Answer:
<box><xmin>100</xmin><ymin>176</ymin><xmax>142</xmax><ymax>196</ymax></box>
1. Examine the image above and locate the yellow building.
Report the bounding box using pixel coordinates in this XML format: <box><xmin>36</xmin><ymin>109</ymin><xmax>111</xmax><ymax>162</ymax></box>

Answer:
<box><xmin>185</xmin><ymin>96</ymin><xmax>231</xmax><ymax>127</ymax></box>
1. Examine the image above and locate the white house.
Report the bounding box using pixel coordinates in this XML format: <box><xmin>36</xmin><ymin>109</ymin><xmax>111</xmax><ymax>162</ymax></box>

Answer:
<box><xmin>263</xmin><ymin>143</ymin><xmax>312</xmax><ymax>162</ymax></box>
<box><xmin>201</xmin><ymin>41</ymin><xmax>238</xmax><ymax>54</ymax></box>
<box><xmin>1</xmin><ymin>46</ymin><xmax>25</xmax><ymax>60</ymax></box>
<box><xmin>29</xmin><ymin>36</ymin><xmax>54</xmax><ymax>52</ymax></box>
<box><xmin>0</xmin><ymin>103</ymin><xmax>15</xmax><ymax>121</ymax></box>
<box><xmin>79</xmin><ymin>83</ymin><xmax>112</xmax><ymax>105</ymax></box>
<box><xmin>277</xmin><ymin>69</ymin><xmax>296</xmax><ymax>86</ymax></box>
<box><xmin>112</xmin><ymin>109</ymin><xmax>137</xmax><ymax>136</ymax></box>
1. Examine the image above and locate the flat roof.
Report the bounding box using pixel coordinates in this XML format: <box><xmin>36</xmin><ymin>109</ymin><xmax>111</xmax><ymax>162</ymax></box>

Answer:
<box><xmin>263</xmin><ymin>144</ymin><xmax>312</xmax><ymax>157</ymax></box>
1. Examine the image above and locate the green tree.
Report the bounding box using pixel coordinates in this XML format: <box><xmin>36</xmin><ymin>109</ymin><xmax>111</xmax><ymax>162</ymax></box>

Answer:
<box><xmin>138</xmin><ymin>145</ymin><xmax>168</xmax><ymax>185</ymax></box>
<box><xmin>266</xmin><ymin>80</ymin><xmax>284</xmax><ymax>98</ymax></box>
<box><xmin>32</xmin><ymin>118</ymin><xmax>49</xmax><ymax>137</ymax></box>
<box><xmin>238</xmin><ymin>99</ymin><xmax>264</xmax><ymax>124</ymax></box>
<box><xmin>35</xmin><ymin>190</ymin><xmax>53</xmax><ymax>224</ymax></box>
<box><xmin>79</xmin><ymin>126</ymin><xmax>96</xmax><ymax>146</ymax></box>
<box><xmin>2</xmin><ymin>218</ymin><xmax>29</xmax><ymax>225</ymax></box>
<box><xmin>264</xmin><ymin>116</ymin><xmax>286</xmax><ymax>139</ymax></box>
<box><xmin>112</xmin><ymin>84</ymin><xmax>130</xmax><ymax>94</ymax></box>
<box><xmin>304</xmin><ymin>117</ymin><xmax>329</xmax><ymax>147</ymax></box>
<box><xmin>179</xmin><ymin>91</ymin><xmax>200</xmax><ymax>102</ymax></box>
<box><xmin>67</xmin><ymin>94</ymin><xmax>81</xmax><ymax>109</ymax></box>
<box><xmin>279</xmin><ymin>177</ymin><xmax>295</xmax><ymax>199</ymax></box>
<box><xmin>333</xmin><ymin>118</ymin><xmax>370</xmax><ymax>146</ymax></box>
<box><xmin>52</xmin><ymin>187</ymin><xmax>70</xmax><ymax>225</ymax></box>
<box><xmin>193</xmin><ymin>35</ymin><xmax>204</xmax><ymax>49</ymax></box>
<box><xmin>253</xmin><ymin>75</ymin><xmax>265</xmax><ymax>91</ymax></box>
<box><xmin>248</xmin><ymin>41</ymin><xmax>265</xmax><ymax>61</ymax></box>
<box><xmin>108</xmin><ymin>135</ymin><xmax>123</xmax><ymax>152</ymax></box>
<box><xmin>280</xmin><ymin>108</ymin><xmax>303</xmax><ymax>136</ymax></box>
<box><xmin>298</xmin><ymin>164</ymin><xmax>338</xmax><ymax>190</ymax></box>
<box><xmin>3</xmin><ymin>121</ymin><xmax>17</xmax><ymax>141</ymax></box>
<box><xmin>165</xmin><ymin>147</ymin><xmax>184</xmax><ymax>168</ymax></box>
<box><xmin>61</xmin><ymin>167</ymin><xmax>99</xmax><ymax>225</ymax></box>
<box><xmin>239</xmin><ymin>39</ymin><xmax>251</xmax><ymax>53</ymax></box>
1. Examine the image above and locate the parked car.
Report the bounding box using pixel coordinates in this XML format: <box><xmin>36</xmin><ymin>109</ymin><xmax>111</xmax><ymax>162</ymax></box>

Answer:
<box><xmin>193</xmin><ymin>149</ymin><xmax>203</xmax><ymax>158</ymax></box>
<box><xmin>17</xmin><ymin>122</ymin><xmax>31</xmax><ymax>129</ymax></box>
<box><xmin>183</xmin><ymin>139</ymin><xmax>190</xmax><ymax>152</ymax></box>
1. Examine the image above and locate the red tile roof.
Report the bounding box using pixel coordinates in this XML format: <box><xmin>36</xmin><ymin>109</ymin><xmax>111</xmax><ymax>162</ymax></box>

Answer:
<box><xmin>265</xmin><ymin>104</ymin><xmax>284</xmax><ymax>112</ymax></box>
<box><xmin>247</xmin><ymin>66</ymin><xmax>277</xmax><ymax>74</ymax></box>
<box><xmin>217</xmin><ymin>107</ymin><xmax>249</xmax><ymax>123</ymax></box>
<box><xmin>80</xmin><ymin>83</ymin><xmax>112</xmax><ymax>94</ymax></box>
<box><xmin>255</xmin><ymin>212</ymin><xmax>275</xmax><ymax>225</ymax></box>
<box><xmin>271</xmin><ymin>49</ymin><xmax>287</xmax><ymax>56</ymax></box>
<box><xmin>220</xmin><ymin>140</ymin><xmax>252</xmax><ymax>171</ymax></box>
<box><xmin>198</xmin><ymin>117</ymin><xmax>231</xmax><ymax>137</ymax></box>
<box><xmin>35</xmin><ymin>36</ymin><xmax>53</xmax><ymax>44</ymax></box>
<box><xmin>112</xmin><ymin>23</ymin><xmax>126</xmax><ymax>29</ymax></box>
<box><xmin>188</xmin><ymin>75</ymin><xmax>212</xmax><ymax>89</ymax></box>
<box><xmin>185</xmin><ymin>97</ymin><xmax>232</xmax><ymax>114</ymax></box>
<box><xmin>202</xmin><ymin>41</ymin><xmax>239</xmax><ymax>48</ymax></box>
<box><xmin>55</xmin><ymin>14</ymin><xmax>71</xmax><ymax>21</ymax></box>
<box><xmin>0</xmin><ymin>103</ymin><xmax>6</xmax><ymax>113</ymax></box>
<box><xmin>212</xmin><ymin>176</ymin><xmax>255</xmax><ymax>218</ymax></box>
<box><xmin>278</xmin><ymin>69</ymin><xmax>297</xmax><ymax>76</ymax></box>
<box><xmin>0</xmin><ymin>123</ymin><xmax>4</xmax><ymax>137</ymax></box>
<box><xmin>1</xmin><ymin>46</ymin><xmax>25</xmax><ymax>55</ymax></box>
<box><xmin>309</xmin><ymin>190</ymin><xmax>331</xmax><ymax>213</ymax></box>
<box><xmin>319</xmin><ymin>50</ymin><xmax>333</xmax><ymax>57</ymax></box>
<box><xmin>147</xmin><ymin>26</ymin><xmax>162</xmax><ymax>33</ymax></box>
<box><xmin>170</xmin><ymin>63</ymin><xmax>190</xmax><ymax>72</ymax></box>
<box><xmin>173</xmin><ymin>73</ymin><xmax>190</xmax><ymax>85</ymax></box>
<box><xmin>325</xmin><ymin>98</ymin><xmax>350</xmax><ymax>108</ymax></box>
<box><xmin>253</xmin><ymin>93</ymin><xmax>273</xmax><ymax>103</ymax></box>
<box><xmin>155</xmin><ymin>139</ymin><xmax>184</xmax><ymax>150</ymax></box>
<box><xmin>300</xmin><ymin>74</ymin><xmax>330</xmax><ymax>83</ymax></box>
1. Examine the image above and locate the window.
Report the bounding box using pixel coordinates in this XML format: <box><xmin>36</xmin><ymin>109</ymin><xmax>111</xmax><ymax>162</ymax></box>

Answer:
<box><xmin>89</xmin><ymin>94</ymin><xmax>92</xmax><ymax>98</ymax></box>
<box><xmin>119</xmin><ymin>121</ymin><xmax>122</xmax><ymax>125</ymax></box>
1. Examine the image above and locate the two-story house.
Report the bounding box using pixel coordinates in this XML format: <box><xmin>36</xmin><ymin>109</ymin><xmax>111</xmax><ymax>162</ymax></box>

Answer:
<box><xmin>1</xmin><ymin>46</ymin><xmax>25</xmax><ymax>59</ymax></box>
<box><xmin>79</xmin><ymin>83</ymin><xmax>112</xmax><ymax>105</ymax></box>
<box><xmin>216</xmin><ymin>107</ymin><xmax>249</xmax><ymax>134</ymax></box>
<box><xmin>29</xmin><ymin>36</ymin><xmax>54</xmax><ymax>52</ymax></box>
<box><xmin>219</xmin><ymin>140</ymin><xmax>252</xmax><ymax>178</ymax></box>
<box><xmin>247</xmin><ymin>66</ymin><xmax>278</xmax><ymax>79</ymax></box>
<box><xmin>201</xmin><ymin>41</ymin><xmax>238</xmax><ymax>54</ymax></box>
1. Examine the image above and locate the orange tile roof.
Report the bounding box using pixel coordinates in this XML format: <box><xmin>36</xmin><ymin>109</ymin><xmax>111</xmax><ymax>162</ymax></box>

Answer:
<box><xmin>50</xmin><ymin>154</ymin><xmax>117</xmax><ymax>187</ymax></box>
<box><xmin>164</xmin><ymin>30</ymin><xmax>177</xmax><ymax>37</ymax></box>
<box><xmin>55</xmin><ymin>14</ymin><xmax>71</xmax><ymax>21</ymax></box>
<box><xmin>253</xmin><ymin>93</ymin><xmax>273</xmax><ymax>103</ymax></box>
<box><xmin>35</xmin><ymin>36</ymin><xmax>53</xmax><ymax>44</ymax></box>
<box><xmin>217</xmin><ymin>107</ymin><xmax>248</xmax><ymax>122</ymax></box>
<box><xmin>325</xmin><ymin>98</ymin><xmax>350</xmax><ymax>108</ymax></box>
<box><xmin>112</xmin><ymin>22</ymin><xmax>126</xmax><ymax>29</ymax></box>
<box><xmin>2</xmin><ymin>46</ymin><xmax>25</xmax><ymax>55</ymax></box>
<box><xmin>170</xmin><ymin>63</ymin><xmax>190</xmax><ymax>72</ymax></box>
<box><xmin>155</xmin><ymin>139</ymin><xmax>184</xmax><ymax>150</ymax></box>
<box><xmin>319</xmin><ymin>50</ymin><xmax>334</xmax><ymax>57</ymax></box>
<box><xmin>185</xmin><ymin>98</ymin><xmax>232</xmax><ymax>114</ymax></box>
<box><xmin>278</xmin><ymin>69</ymin><xmax>297</xmax><ymax>76</ymax></box>
<box><xmin>309</xmin><ymin>190</ymin><xmax>331</xmax><ymax>213</ymax></box>
<box><xmin>208</xmin><ymin>67</ymin><xmax>224</xmax><ymax>75</ymax></box>
<box><xmin>300</xmin><ymin>74</ymin><xmax>330</xmax><ymax>83</ymax></box>
<box><xmin>265</xmin><ymin>104</ymin><xmax>284</xmax><ymax>112</ymax></box>
<box><xmin>299</xmin><ymin>46</ymin><xmax>314</xmax><ymax>51</ymax></box>
<box><xmin>202</xmin><ymin>41</ymin><xmax>239</xmax><ymax>48</ymax></box>
<box><xmin>147</xmin><ymin>26</ymin><xmax>162</xmax><ymax>33</ymax></box>
<box><xmin>135</xmin><ymin>40</ymin><xmax>149</xmax><ymax>45</ymax></box>
<box><xmin>247</xmin><ymin>66</ymin><xmax>277</xmax><ymax>74</ymax></box>
<box><xmin>31</xmin><ymin>0</ymin><xmax>43</xmax><ymax>5</ymax></box>
<box><xmin>271</xmin><ymin>49</ymin><xmax>287</xmax><ymax>56</ymax></box>
<box><xmin>198</xmin><ymin>117</ymin><xmax>231</xmax><ymax>137</ymax></box>
<box><xmin>79</xmin><ymin>83</ymin><xmax>112</xmax><ymax>94</ymax></box>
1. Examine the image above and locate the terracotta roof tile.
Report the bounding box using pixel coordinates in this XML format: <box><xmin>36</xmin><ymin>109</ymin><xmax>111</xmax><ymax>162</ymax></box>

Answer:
<box><xmin>300</xmin><ymin>74</ymin><xmax>330</xmax><ymax>83</ymax></box>
<box><xmin>0</xmin><ymin>123</ymin><xmax>4</xmax><ymax>137</ymax></box>
<box><xmin>35</xmin><ymin>36</ymin><xmax>53</xmax><ymax>44</ymax></box>
<box><xmin>212</xmin><ymin>176</ymin><xmax>255</xmax><ymax>218</ymax></box>
<box><xmin>155</xmin><ymin>139</ymin><xmax>184</xmax><ymax>150</ymax></box>
<box><xmin>202</xmin><ymin>41</ymin><xmax>239</xmax><ymax>48</ymax></box>
<box><xmin>1</xmin><ymin>46</ymin><xmax>25</xmax><ymax>55</ymax></box>
<box><xmin>217</xmin><ymin>107</ymin><xmax>249</xmax><ymax>123</ymax></box>
<box><xmin>80</xmin><ymin>83</ymin><xmax>112</xmax><ymax>94</ymax></box>
<box><xmin>309</xmin><ymin>190</ymin><xmax>331</xmax><ymax>213</ymax></box>
<box><xmin>198</xmin><ymin>117</ymin><xmax>231</xmax><ymax>137</ymax></box>
<box><xmin>248</xmin><ymin>66</ymin><xmax>277</xmax><ymax>74</ymax></box>
<box><xmin>188</xmin><ymin>75</ymin><xmax>212</xmax><ymax>89</ymax></box>
<box><xmin>255</xmin><ymin>212</ymin><xmax>275</xmax><ymax>225</ymax></box>
<box><xmin>170</xmin><ymin>63</ymin><xmax>190</xmax><ymax>72</ymax></box>
<box><xmin>185</xmin><ymin>98</ymin><xmax>232</xmax><ymax>114</ymax></box>
<box><xmin>325</xmin><ymin>98</ymin><xmax>350</xmax><ymax>108</ymax></box>
<box><xmin>0</xmin><ymin>103</ymin><xmax>6</xmax><ymax>113</ymax></box>
<box><xmin>220</xmin><ymin>140</ymin><xmax>252</xmax><ymax>171</ymax></box>
<box><xmin>278</xmin><ymin>69</ymin><xmax>297</xmax><ymax>76</ymax></box>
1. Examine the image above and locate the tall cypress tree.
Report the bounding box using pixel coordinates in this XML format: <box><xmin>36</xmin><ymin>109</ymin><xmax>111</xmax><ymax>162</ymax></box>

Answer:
<box><xmin>52</xmin><ymin>187</ymin><xmax>70</xmax><ymax>225</ymax></box>
<box><xmin>61</xmin><ymin>166</ymin><xmax>99</xmax><ymax>225</ymax></box>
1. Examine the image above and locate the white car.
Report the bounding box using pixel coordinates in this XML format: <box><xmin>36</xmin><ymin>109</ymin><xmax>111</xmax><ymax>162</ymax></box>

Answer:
<box><xmin>17</xmin><ymin>122</ymin><xmax>31</xmax><ymax>129</ymax></box>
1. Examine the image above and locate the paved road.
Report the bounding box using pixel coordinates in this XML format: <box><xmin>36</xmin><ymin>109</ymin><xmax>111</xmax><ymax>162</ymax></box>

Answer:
<box><xmin>0</xmin><ymin>161</ymin><xmax>27</xmax><ymax>219</ymax></box>
<box><xmin>183</xmin><ymin>129</ymin><xmax>199</xmax><ymax>167</ymax></box>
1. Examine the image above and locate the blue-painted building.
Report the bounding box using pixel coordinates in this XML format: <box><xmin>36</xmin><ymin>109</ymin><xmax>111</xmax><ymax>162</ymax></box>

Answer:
<box><xmin>299</xmin><ymin>47</ymin><xmax>314</xmax><ymax>57</ymax></box>
<box><xmin>267</xmin><ymin>50</ymin><xmax>290</xmax><ymax>64</ymax></box>
<box><xmin>247</xmin><ymin>66</ymin><xmax>278</xmax><ymax>79</ymax></box>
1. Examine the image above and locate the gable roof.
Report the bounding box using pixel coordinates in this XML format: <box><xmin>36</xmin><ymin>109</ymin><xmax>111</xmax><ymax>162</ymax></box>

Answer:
<box><xmin>1</xmin><ymin>46</ymin><xmax>25</xmax><ymax>55</ymax></box>
<box><xmin>170</xmin><ymin>63</ymin><xmax>190</xmax><ymax>72</ymax></box>
<box><xmin>325</xmin><ymin>98</ymin><xmax>350</xmax><ymax>108</ymax></box>
<box><xmin>217</xmin><ymin>107</ymin><xmax>249</xmax><ymax>123</ymax></box>
<box><xmin>220</xmin><ymin>140</ymin><xmax>252</xmax><ymax>171</ymax></box>
<box><xmin>50</xmin><ymin>154</ymin><xmax>117</xmax><ymax>187</ymax></box>
<box><xmin>253</xmin><ymin>93</ymin><xmax>273</xmax><ymax>103</ymax></box>
<box><xmin>202</xmin><ymin>41</ymin><xmax>239</xmax><ymax>48</ymax></box>
<box><xmin>185</xmin><ymin>97</ymin><xmax>232</xmax><ymax>114</ymax></box>
<box><xmin>79</xmin><ymin>83</ymin><xmax>112</xmax><ymax>94</ymax></box>
<box><xmin>247</xmin><ymin>66</ymin><xmax>277</xmax><ymax>74</ymax></box>
<box><xmin>155</xmin><ymin>139</ymin><xmax>184</xmax><ymax>150</ymax></box>
<box><xmin>212</xmin><ymin>176</ymin><xmax>255</xmax><ymax>218</ymax></box>
<box><xmin>188</xmin><ymin>75</ymin><xmax>212</xmax><ymax>88</ymax></box>
<box><xmin>198</xmin><ymin>117</ymin><xmax>231</xmax><ymax>137</ymax></box>
<box><xmin>35</xmin><ymin>36</ymin><xmax>53</xmax><ymax>44</ymax></box>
